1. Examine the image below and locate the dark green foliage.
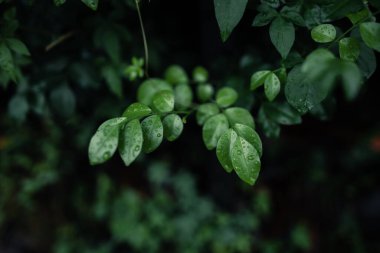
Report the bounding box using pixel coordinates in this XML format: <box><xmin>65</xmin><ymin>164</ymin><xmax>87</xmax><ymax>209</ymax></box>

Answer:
<box><xmin>1</xmin><ymin>0</ymin><xmax>380</xmax><ymax>252</ymax></box>
<box><xmin>80</xmin><ymin>0</ymin><xmax>379</xmax><ymax>184</ymax></box>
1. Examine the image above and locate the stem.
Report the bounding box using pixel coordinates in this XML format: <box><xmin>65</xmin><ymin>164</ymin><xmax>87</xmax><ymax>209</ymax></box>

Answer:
<box><xmin>135</xmin><ymin>0</ymin><xmax>149</xmax><ymax>77</ymax></box>
<box><xmin>327</xmin><ymin>9</ymin><xmax>380</xmax><ymax>49</ymax></box>
<box><xmin>173</xmin><ymin>107</ymin><xmax>198</xmax><ymax>123</ymax></box>
<box><xmin>45</xmin><ymin>31</ymin><xmax>75</xmax><ymax>51</ymax></box>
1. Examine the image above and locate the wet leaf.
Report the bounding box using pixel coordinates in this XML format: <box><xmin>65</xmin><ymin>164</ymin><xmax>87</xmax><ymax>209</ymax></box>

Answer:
<box><xmin>216</xmin><ymin>128</ymin><xmax>237</xmax><ymax>173</ymax></box>
<box><xmin>224</xmin><ymin>107</ymin><xmax>255</xmax><ymax>129</ymax></box>
<box><xmin>122</xmin><ymin>103</ymin><xmax>152</xmax><ymax>121</ymax></box>
<box><xmin>196</xmin><ymin>103</ymin><xmax>220</xmax><ymax>125</ymax></box>
<box><xmin>231</xmin><ymin>136</ymin><xmax>261</xmax><ymax>185</ymax></box>
<box><xmin>88</xmin><ymin>117</ymin><xmax>127</xmax><ymax>165</ymax></box>
<box><xmin>202</xmin><ymin>113</ymin><xmax>229</xmax><ymax>150</ymax></box>
<box><xmin>118</xmin><ymin>119</ymin><xmax>143</xmax><ymax>166</ymax></box>
<box><xmin>163</xmin><ymin>114</ymin><xmax>184</xmax><ymax>141</ymax></box>
<box><xmin>216</xmin><ymin>87</ymin><xmax>238</xmax><ymax>107</ymax></box>
<box><xmin>141</xmin><ymin>115</ymin><xmax>164</xmax><ymax>153</ymax></box>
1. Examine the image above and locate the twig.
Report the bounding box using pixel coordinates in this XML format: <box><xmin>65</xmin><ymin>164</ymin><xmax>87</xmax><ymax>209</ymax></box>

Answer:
<box><xmin>45</xmin><ymin>31</ymin><xmax>75</xmax><ymax>52</ymax></box>
<box><xmin>135</xmin><ymin>0</ymin><xmax>149</xmax><ymax>77</ymax></box>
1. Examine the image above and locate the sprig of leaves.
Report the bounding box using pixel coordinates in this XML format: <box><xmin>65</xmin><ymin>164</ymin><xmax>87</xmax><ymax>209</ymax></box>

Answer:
<box><xmin>87</xmin><ymin>0</ymin><xmax>380</xmax><ymax>186</ymax></box>
<box><xmin>89</xmin><ymin>65</ymin><xmax>263</xmax><ymax>185</ymax></box>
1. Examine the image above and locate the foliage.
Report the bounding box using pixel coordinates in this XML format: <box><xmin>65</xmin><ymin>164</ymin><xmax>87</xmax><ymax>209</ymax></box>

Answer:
<box><xmin>1</xmin><ymin>0</ymin><xmax>380</xmax><ymax>252</ymax></box>
<box><xmin>84</xmin><ymin>0</ymin><xmax>380</xmax><ymax>185</ymax></box>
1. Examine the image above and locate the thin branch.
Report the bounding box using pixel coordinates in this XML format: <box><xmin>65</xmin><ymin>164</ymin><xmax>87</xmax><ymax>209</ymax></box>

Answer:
<box><xmin>45</xmin><ymin>31</ymin><xmax>75</xmax><ymax>52</ymax></box>
<box><xmin>135</xmin><ymin>0</ymin><xmax>149</xmax><ymax>77</ymax></box>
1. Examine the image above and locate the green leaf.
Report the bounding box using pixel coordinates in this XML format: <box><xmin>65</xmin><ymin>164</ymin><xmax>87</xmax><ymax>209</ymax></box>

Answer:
<box><xmin>262</xmin><ymin>102</ymin><xmax>302</xmax><ymax>126</ymax></box>
<box><xmin>340</xmin><ymin>60</ymin><xmax>363</xmax><ymax>100</ymax></box>
<box><xmin>118</xmin><ymin>119</ymin><xmax>143</xmax><ymax>166</ymax></box>
<box><xmin>360</xmin><ymin>22</ymin><xmax>380</xmax><ymax>52</ymax></box>
<box><xmin>50</xmin><ymin>85</ymin><xmax>76</xmax><ymax>118</ymax></box>
<box><xmin>124</xmin><ymin>62</ymin><xmax>144</xmax><ymax>81</ymax></box>
<box><xmin>347</xmin><ymin>8</ymin><xmax>370</xmax><ymax>25</ymax></box>
<box><xmin>88</xmin><ymin>117</ymin><xmax>127</xmax><ymax>165</ymax></box>
<box><xmin>8</xmin><ymin>95</ymin><xmax>29</xmax><ymax>122</ymax></box>
<box><xmin>285</xmin><ymin>65</ymin><xmax>329</xmax><ymax>114</ymax></box>
<box><xmin>231</xmin><ymin>136</ymin><xmax>261</xmax><ymax>185</ymax></box>
<box><xmin>174</xmin><ymin>84</ymin><xmax>193</xmax><ymax>110</ymax></box>
<box><xmin>311</xmin><ymin>24</ymin><xmax>336</xmax><ymax>43</ymax></box>
<box><xmin>339</xmin><ymin>37</ymin><xmax>360</xmax><ymax>62</ymax></box>
<box><xmin>216</xmin><ymin>87</ymin><xmax>238</xmax><ymax>107</ymax></box>
<box><xmin>250</xmin><ymin>70</ymin><xmax>271</xmax><ymax>90</ymax></box>
<box><xmin>233</xmin><ymin>123</ymin><xmax>262</xmax><ymax>157</ymax></box>
<box><xmin>152</xmin><ymin>90</ymin><xmax>175</xmax><ymax>113</ymax></box>
<box><xmin>197</xmin><ymin>84</ymin><xmax>214</xmax><ymax>102</ymax></box>
<box><xmin>53</xmin><ymin>0</ymin><xmax>66</xmax><ymax>6</ymax></box>
<box><xmin>103</xmin><ymin>30</ymin><xmax>121</xmax><ymax>63</ymax></box>
<box><xmin>6</xmin><ymin>38</ymin><xmax>30</xmax><ymax>56</ymax></box>
<box><xmin>303</xmin><ymin>5</ymin><xmax>327</xmax><ymax>28</ymax></box>
<box><xmin>202</xmin><ymin>114</ymin><xmax>229</xmax><ymax>150</ymax></box>
<box><xmin>291</xmin><ymin>224</ymin><xmax>312</xmax><ymax>251</ymax></box>
<box><xmin>101</xmin><ymin>65</ymin><xmax>122</xmax><ymax>98</ymax></box>
<box><xmin>216</xmin><ymin>129</ymin><xmax>237</xmax><ymax>173</ymax></box>
<box><xmin>281</xmin><ymin>7</ymin><xmax>305</xmax><ymax>27</ymax></box>
<box><xmin>269</xmin><ymin>16</ymin><xmax>295</xmax><ymax>59</ymax></box>
<box><xmin>81</xmin><ymin>0</ymin><xmax>98</xmax><ymax>10</ymax></box>
<box><xmin>264</xmin><ymin>72</ymin><xmax>281</xmax><ymax>101</ymax></box>
<box><xmin>196</xmin><ymin>103</ymin><xmax>220</xmax><ymax>125</ymax></box>
<box><xmin>357</xmin><ymin>43</ymin><xmax>377</xmax><ymax>79</ymax></box>
<box><xmin>252</xmin><ymin>6</ymin><xmax>278</xmax><ymax>27</ymax></box>
<box><xmin>0</xmin><ymin>43</ymin><xmax>14</xmax><ymax>74</ymax></box>
<box><xmin>214</xmin><ymin>0</ymin><xmax>248</xmax><ymax>42</ymax></box>
<box><xmin>223</xmin><ymin>107</ymin><xmax>255</xmax><ymax>129</ymax></box>
<box><xmin>164</xmin><ymin>65</ymin><xmax>188</xmax><ymax>85</ymax></box>
<box><xmin>322</xmin><ymin>0</ymin><xmax>364</xmax><ymax>20</ymax></box>
<box><xmin>301</xmin><ymin>48</ymin><xmax>335</xmax><ymax>81</ymax></box>
<box><xmin>258</xmin><ymin>106</ymin><xmax>280</xmax><ymax>138</ymax></box>
<box><xmin>274</xmin><ymin>67</ymin><xmax>287</xmax><ymax>84</ymax></box>
<box><xmin>193</xmin><ymin>66</ymin><xmax>209</xmax><ymax>83</ymax></box>
<box><xmin>304</xmin><ymin>1</ymin><xmax>363</xmax><ymax>27</ymax></box>
<box><xmin>141</xmin><ymin>115</ymin><xmax>163</xmax><ymax>153</ymax></box>
<box><xmin>163</xmin><ymin>114</ymin><xmax>184</xmax><ymax>142</ymax></box>
<box><xmin>137</xmin><ymin>79</ymin><xmax>172</xmax><ymax>106</ymax></box>
<box><xmin>283</xmin><ymin>52</ymin><xmax>304</xmax><ymax>68</ymax></box>
<box><xmin>122</xmin><ymin>102</ymin><xmax>152</xmax><ymax>120</ymax></box>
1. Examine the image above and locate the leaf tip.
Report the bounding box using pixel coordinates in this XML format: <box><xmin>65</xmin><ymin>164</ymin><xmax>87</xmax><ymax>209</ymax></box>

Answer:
<box><xmin>221</xmin><ymin>31</ymin><xmax>230</xmax><ymax>42</ymax></box>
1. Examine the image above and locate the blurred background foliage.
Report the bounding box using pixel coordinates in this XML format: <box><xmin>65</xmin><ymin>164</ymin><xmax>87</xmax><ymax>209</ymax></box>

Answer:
<box><xmin>1</xmin><ymin>0</ymin><xmax>380</xmax><ymax>252</ymax></box>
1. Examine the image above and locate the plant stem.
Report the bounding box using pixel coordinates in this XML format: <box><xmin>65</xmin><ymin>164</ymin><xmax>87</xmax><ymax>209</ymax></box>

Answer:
<box><xmin>45</xmin><ymin>31</ymin><xmax>75</xmax><ymax>51</ymax></box>
<box><xmin>135</xmin><ymin>0</ymin><xmax>149</xmax><ymax>77</ymax></box>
